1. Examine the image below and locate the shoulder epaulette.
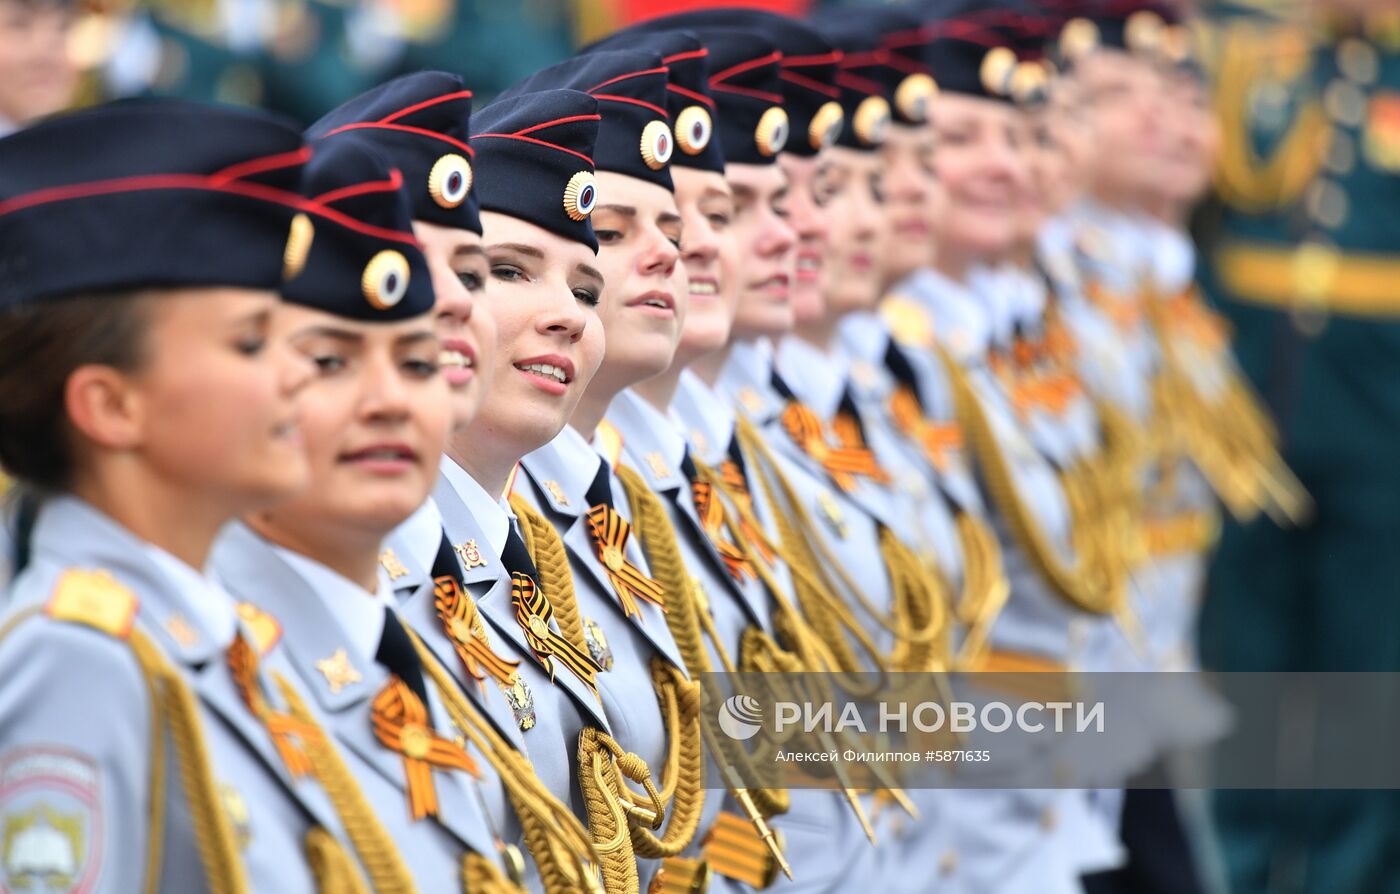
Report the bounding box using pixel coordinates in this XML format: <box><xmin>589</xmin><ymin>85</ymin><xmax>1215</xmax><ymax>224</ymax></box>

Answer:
<box><xmin>236</xmin><ymin>602</ymin><xmax>283</xmax><ymax>656</ymax></box>
<box><xmin>45</xmin><ymin>568</ymin><xmax>139</xmax><ymax>639</ymax></box>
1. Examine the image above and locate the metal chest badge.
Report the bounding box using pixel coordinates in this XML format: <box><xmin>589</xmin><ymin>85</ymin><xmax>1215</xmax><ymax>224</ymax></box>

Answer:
<box><xmin>583</xmin><ymin>617</ymin><xmax>614</xmax><ymax>672</ymax></box>
<box><xmin>502</xmin><ymin>674</ymin><xmax>536</xmax><ymax>732</ymax></box>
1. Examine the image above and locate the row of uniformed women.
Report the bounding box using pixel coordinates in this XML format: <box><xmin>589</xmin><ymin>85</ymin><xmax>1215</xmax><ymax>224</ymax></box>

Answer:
<box><xmin>0</xmin><ymin>1</ymin><xmax>1294</xmax><ymax>892</ymax></box>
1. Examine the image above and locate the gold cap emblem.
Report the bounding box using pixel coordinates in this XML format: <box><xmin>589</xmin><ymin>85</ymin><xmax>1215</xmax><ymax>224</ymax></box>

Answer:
<box><xmin>563</xmin><ymin>170</ymin><xmax>598</xmax><ymax>221</ymax></box>
<box><xmin>362</xmin><ymin>250</ymin><xmax>410</xmax><ymax>310</ymax></box>
<box><xmin>853</xmin><ymin>96</ymin><xmax>891</xmax><ymax>147</ymax></box>
<box><xmin>894</xmin><ymin>73</ymin><xmax>937</xmax><ymax>123</ymax></box>
<box><xmin>1058</xmin><ymin>18</ymin><xmax>1100</xmax><ymax>63</ymax></box>
<box><xmin>755</xmin><ymin>106</ymin><xmax>789</xmax><ymax>157</ymax></box>
<box><xmin>640</xmin><ymin>119</ymin><xmax>674</xmax><ymax>170</ymax></box>
<box><xmin>675</xmin><ymin>105</ymin><xmax>712</xmax><ymax>155</ymax></box>
<box><xmin>428</xmin><ymin>153</ymin><xmax>472</xmax><ymax>209</ymax></box>
<box><xmin>283</xmin><ymin>213</ymin><xmax>314</xmax><ymax>281</ymax></box>
<box><xmin>979</xmin><ymin>47</ymin><xmax>1017</xmax><ymax>97</ymax></box>
<box><xmin>808</xmin><ymin>101</ymin><xmax>845</xmax><ymax>150</ymax></box>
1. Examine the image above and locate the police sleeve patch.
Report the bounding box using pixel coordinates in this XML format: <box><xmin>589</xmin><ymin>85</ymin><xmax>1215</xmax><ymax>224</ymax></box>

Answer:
<box><xmin>0</xmin><ymin>747</ymin><xmax>102</xmax><ymax>893</ymax></box>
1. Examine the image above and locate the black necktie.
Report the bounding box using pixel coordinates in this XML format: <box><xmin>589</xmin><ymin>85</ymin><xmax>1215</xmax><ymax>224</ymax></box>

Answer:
<box><xmin>883</xmin><ymin>339</ymin><xmax>926</xmax><ymax>409</ymax></box>
<box><xmin>501</xmin><ymin>523</ymin><xmax>539</xmax><ymax>580</ymax></box>
<box><xmin>679</xmin><ymin>449</ymin><xmax>699</xmax><ymax>485</ymax></box>
<box><xmin>376</xmin><ymin>606</ymin><xmax>429</xmax><ymax>708</ymax></box>
<box><xmin>585</xmin><ymin>463</ymin><xmax>614</xmax><ymax>509</ymax></box>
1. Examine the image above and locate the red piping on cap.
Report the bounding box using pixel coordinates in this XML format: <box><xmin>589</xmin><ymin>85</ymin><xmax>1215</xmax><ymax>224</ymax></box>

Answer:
<box><xmin>667</xmin><ymin>83</ymin><xmax>716</xmax><ymax>109</ymax></box>
<box><xmin>312</xmin><ymin>168</ymin><xmax>405</xmax><ymax>206</ymax></box>
<box><xmin>709</xmin><ymin>51</ymin><xmax>782</xmax><ymax>86</ymax></box>
<box><xmin>380</xmin><ymin>89</ymin><xmax>474</xmax><ymax>124</ymax></box>
<box><xmin>323</xmin><ymin>121</ymin><xmax>474</xmax><ymax>156</ymax></box>
<box><xmin>212</xmin><ymin>146</ymin><xmax>313</xmax><ymax>185</ymax></box>
<box><xmin>663</xmin><ymin>48</ymin><xmax>708</xmax><ymax>64</ymax></box>
<box><xmin>782</xmin><ymin>51</ymin><xmax>843</xmax><ymax>68</ymax></box>
<box><xmin>512</xmin><ymin>113</ymin><xmax>602</xmax><ymax>138</ymax></box>
<box><xmin>473</xmin><ymin>132</ymin><xmax>596</xmax><ymax>166</ymax></box>
<box><xmin>780</xmin><ymin>69</ymin><xmax>840</xmax><ymax>99</ymax></box>
<box><xmin>591</xmin><ymin>93</ymin><xmax>670</xmax><ymax>118</ymax></box>
<box><xmin>589</xmin><ymin>66</ymin><xmax>670</xmax><ymax>93</ymax></box>
<box><xmin>835</xmin><ymin>71</ymin><xmax>884</xmax><ymax>97</ymax></box>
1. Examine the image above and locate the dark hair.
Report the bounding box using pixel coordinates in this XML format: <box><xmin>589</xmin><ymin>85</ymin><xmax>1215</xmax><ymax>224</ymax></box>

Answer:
<box><xmin>0</xmin><ymin>291</ymin><xmax>151</xmax><ymax>491</ymax></box>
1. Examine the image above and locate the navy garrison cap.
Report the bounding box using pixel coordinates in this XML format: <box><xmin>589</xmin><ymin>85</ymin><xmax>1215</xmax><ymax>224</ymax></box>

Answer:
<box><xmin>307</xmin><ymin>71</ymin><xmax>481</xmax><ymax>235</ymax></box>
<box><xmin>628</xmin><ymin>14</ymin><xmax>787</xmax><ymax>165</ymax></box>
<box><xmin>498</xmin><ymin>50</ymin><xmax>674</xmax><ymax>192</ymax></box>
<box><xmin>282</xmin><ymin>138</ymin><xmax>432</xmax><ymax>320</ymax></box>
<box><xmin>1045</xmin><ymin>0</ymin><xmax>1187</xmax><ymax>67</ymax></box>
<box><xmin>913</xmin><ymin>0</ymin><xmax>1031</xmax><ymax>103</ymax></box>
<box><xmin>809</xmin><ymin>8</ymin><xmax>927</xmax><ymax>144</ymax></box>
<box><xmin>471</xmin><ymin>88</ymin><xmax>602</xmax><ymax>251</ymax></box>
<box><xmin>639</xmin><ymin>9</ymin><xmax>842</xmax><ymax>157</ymax></box>
<box><xmin>584</xmin><ymin>29</ymin><xmax>726</xmax><ymax>174</ymax></box>
<box><xmin>0</xmin><ymin>99</ymin><xmax>307</xmax><ymax>307</ymax></box>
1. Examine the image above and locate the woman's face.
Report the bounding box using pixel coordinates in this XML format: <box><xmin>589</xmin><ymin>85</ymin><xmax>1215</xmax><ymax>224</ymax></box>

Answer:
<box><xmin>412</xmin><ymin>222</ymin><xmax>496</xmax><ymax>431</ymax></box>
<box><xmin>1022</xmin><ymin>107</ymin><xmax>1067</xmax><ymax>233</ymax></box>
<box><xmin>776</xmin><ymin>153</ymin><xmax>833</xmax><ymax>326</ymax></box>
<box><xmin>588</xmin><ymin>171</ymin><xmax>686</xmax><ymax>391</ymax></box>
<box><xmin>0</xmin><ymin>0</ymin><xmax>76</xmax><ymax>127</ymax></box>
<box><xmin>125</xmin><ymin>288</ymin><xmax>310</xmax><ymax>511</ymax></box>
<box><xmin>879</xmin><ymin>124</ymin><xmax>939</xmax><ymax>283</ymax></box>
<box><xmin>823</xmin><ymin>147</ymin><xmax>887</xmax><ymax>316</ymax></box>
<box><xmin>1155</xmin><ymin>73</ymin><xmax>1219</xmax><ymax>208</ymax></box>
<box><xmin>1076</xmin><ymin>50</ymin><xmax>1165</xmax><ymax>205</ymax></box>
<box><xmin>671</xmin><ymin>166</ymin><xmax>738</xmax><ymax>361</ymax></box>
<box><xmin>930</xmin><ymin>94</ymin><xmax>1030</xmax><ymax>263</ymax></box>
<box><xmin>463</xmin><ymin>212</ymin><xmax>605</xmax><ymax>457</ymax></box>
<box><xmin>259</xmin><ymin>304</ymin><xmax>449</xmax><ymax>537</ymax></box>
<box><xmin>725</xmin><ymin>162</ymin><xmax>797</xmax><ymax>339</ymax></box>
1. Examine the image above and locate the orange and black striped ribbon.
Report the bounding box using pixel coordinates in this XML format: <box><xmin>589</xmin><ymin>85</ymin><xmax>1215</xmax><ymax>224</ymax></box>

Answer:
<box><xmin>510</xmin><ymin>572</ymin><xmax>601</xmax><ymax>696</ymax></box>
<box><xmin>228</xmin><ymin>634</ymin><xmax>315</xmax><ymax>778</ymax></box>
<box><xmin>691</xmin><ymin>480</ymin><xmax>753</xmax><ymax>582</ymax></box>
<box><xmin>433</xmin><ymin>575</ymin><xmax>520</xmax><ymax>692</ymax></box>
<box><xmin>781</xmin><ymin>401</ymin><xmax>888</xmax><ymax>492</ymax></box>
<box><xmin>371</xmin><ymin>677</ymin><xmax>480</xmax><ymax>821</ymax></box>
<box><xmin>719</xmin><ymin>459</ymin><xmax>777</xmax><ymax>565</ymax></box>
<box><xmin>584</xmin><ymin>504</ymin><xmax>666</xmax><ymax>618</ymax></box>
<box><xmin>888</xmin><ymin>386</ymin><xmax>964</xmax><ymax>472</ymax></box>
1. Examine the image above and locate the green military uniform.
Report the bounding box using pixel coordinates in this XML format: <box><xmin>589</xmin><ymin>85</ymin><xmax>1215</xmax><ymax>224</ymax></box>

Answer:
<box><xmin>1201</xmin><ymin>7</ymin><xmax>1400</xmax><ymax>893</ymax></box>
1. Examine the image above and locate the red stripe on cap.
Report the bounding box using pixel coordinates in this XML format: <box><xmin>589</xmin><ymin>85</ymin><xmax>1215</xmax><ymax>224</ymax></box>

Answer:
<box><xmin>212</xmin><ymin>146</ymin><xmax>313</xmax><ymax>185</ymax></box>
<box><xmin>0</xmin><ymin>173</ymin><xmax>306</xmax><ymax>218</ymax></box>
<box><xmin>780</xmin><ymin>70</ymin><xmax>840</xmax><ymax>99</ymax></box>
<box><xmin>380</xmin><ymin>89</ymin><xmax>474</xmax><ymax>124</ymax></box>
<box><xmin>0</xmin><ymin>172</ymin><xmax>420</xmax><ymax>246</ymax></box>
<box><xmin>313</xmin><ymin>168</ymin><xmax>405</xmax><ymax>206</ymax></box>
<box><xmin>512</xmin><ymin>113</ymin><xmax>601</xmax><ymax>138</ymax></box>
<box><xmin>663</xmin><ymin>48</ymin><xmax>708</xmax><ymax>64</ymax></box>
<box><xmin>709</xmin><ymin>51</ymin><xmax>782</xmax><ymax>86</ymax></box>
<box><xmin>836</xmin><ymin>71</ymin><xmax>883</xmax><ymax>97</ymax></box>
<box><xmin>322</xmin><ymin>121</ymin><xmax>474</xmax><ymax>156</ymax></box>
<box><xmin>782</xmin><ymin>51</ymin><xmax>843</xmax><ymax>68</ymax></box>
<box><xmin>883</xmin><ymin>28</ymin><xmax>931</xmax><ymax>50</ymax></box>
<box><xmin>667</xmin><ymin>83</ymin><xmax>716</xmax><ymax>109</ymax></box>
<box><xmin>883</xmin><ymin>53</ymin><xmax>928</xmax><ymax>76</ymax></box>
<box><xmin>473</xmin><ymin>132</ymin><xmax>595</xmax><ymax>166</ymax></box>
<box><xmin>591</xmin><ymin>92</ymin><xmax>669</xmax><ymax>118</ymax></box>
<box><xmin>842</xmin><ymin>49</ymin><xmax>889</xmax><ymax>68</ymax></box>
<box><xmin>710</xmin><ymin>84</ymin><xmax>784</xmax><ymax>104</ymax></box>
<box><xmin>589</xmin><ymin>66</ymin><xmax>669</xmax><ymax>94</ymax></box>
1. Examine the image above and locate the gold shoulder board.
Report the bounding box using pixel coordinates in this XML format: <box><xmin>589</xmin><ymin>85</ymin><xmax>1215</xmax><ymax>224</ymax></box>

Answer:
<box><xmin>45</xmin><ymin>568</ymin><xmax>139</xmax><ymax>639</ymax></box>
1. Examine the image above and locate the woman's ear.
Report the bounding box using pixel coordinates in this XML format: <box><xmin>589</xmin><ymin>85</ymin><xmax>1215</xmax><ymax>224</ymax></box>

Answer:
<box><xmin>64</xmin><ymin>363</ymin><xmax>146</xmax><ymax>452</ymax></box>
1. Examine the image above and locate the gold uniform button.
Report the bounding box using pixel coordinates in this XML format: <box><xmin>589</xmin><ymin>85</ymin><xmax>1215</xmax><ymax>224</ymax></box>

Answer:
<box><xmin>1338</xmin><ymin>37</ymin><xmax>1380</xmax><ymax>85</ymax></box>
<box><xmin>449</xmin><ymin>617</ymin><xmax>472</xmax><ymax>643</ymax></box>
<box><xmin>528</xmin><ymin>615</ymin><xmax>550</xmax><ymax>639</ymax></box>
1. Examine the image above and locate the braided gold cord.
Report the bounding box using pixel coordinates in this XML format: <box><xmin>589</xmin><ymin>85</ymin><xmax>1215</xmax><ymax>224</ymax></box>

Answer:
<box><xmin>273</xmin><ymin>674</ymin><xmax>419</xmax><ymax>894</ymax></box>
<box><xmin>304</xmin><ymin>826</ymin><xmax>372</xmax><ymax>894</ymax></box>
<box><xmin>406</xmin><ymin>629</ymin><xmax>601</xmax><ymax>894</ymax></box>
<box><xmin>130</xmin><ymin>631</ymin><xmax>250</xmax><ymax>894</ymax></box>
<box><xmin>936</xmin><ymin>347</ymin><xmax>1122</xmax><ymax>615</ymax></box>
<box><xmin>462</xmin><ymin>852</ymin><xmax>529</xmax><ymax>894</ymax></box>
<box><xmin>617</xmin><ymin>466</ymin><xmax>789</xmax><ymax>818</ymax></box>
<box><xmin>509</xmin><ymin>494</ymin><xmax>591</xmax><ymax>654</ymax></box>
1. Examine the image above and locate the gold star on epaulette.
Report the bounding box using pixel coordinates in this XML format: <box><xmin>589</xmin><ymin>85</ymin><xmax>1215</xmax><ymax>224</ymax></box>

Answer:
<box><xmin>645</xmin><ymin>452</ymin><xmax>670</xmax><ymax>480</ymax></box>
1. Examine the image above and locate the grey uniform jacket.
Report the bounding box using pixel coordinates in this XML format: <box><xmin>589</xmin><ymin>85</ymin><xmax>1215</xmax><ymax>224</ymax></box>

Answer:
<box><xmin>0</xmin><ymin>497</ymin><xmax>342</xmax><ymax>893</ymax></box>
<box><xmin>211</xmin><ymin>521</ymin><xmax>509</xmax><ymax>890</ymax></box>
